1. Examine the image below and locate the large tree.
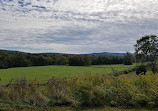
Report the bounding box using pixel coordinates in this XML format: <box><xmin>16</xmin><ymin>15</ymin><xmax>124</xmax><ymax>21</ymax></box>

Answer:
<box><xmin>134</xmin><ymin>35</ymin><xmax>158</xmax><ymax>73</ymax></box>
<box><xmin>123</xmin><ymin>52</ymin><xmax>133</xmax><ymax>65</ymax></box>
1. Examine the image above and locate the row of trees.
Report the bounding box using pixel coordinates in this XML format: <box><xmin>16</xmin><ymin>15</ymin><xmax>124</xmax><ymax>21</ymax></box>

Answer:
<box><xmin>0</xmin><ymin>51</ymin><xmax>134</xmax><ymax>69</ymax></box>
<box><xmin>0</xmin><ymin>52</ymin><xmax>69</xmax><ymax>69</ymax></box>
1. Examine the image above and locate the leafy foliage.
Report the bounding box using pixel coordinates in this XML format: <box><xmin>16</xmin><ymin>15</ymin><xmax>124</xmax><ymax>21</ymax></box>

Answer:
<box><xmin>134</xmin><ymin>35</ymin><xmax>158</xmax><ymax>59</ymax></box>
<box><xmin>69</xmin><ymin>55</ymin><xmax>92</xmax><ymax>66</ymax></box>
<box><xmin>136</xmin><ymin>64</ymin><xmax>147</xmax><ymax>75</ymax></box>
<box><xmin>134</xmin><ymin>35</ymin><xmax>158</xmax><ymax>74</ymax></box>
<box><xmin>1</xmin><ymin>74</ymin><xmax>158</xmax><ymax>109</ymax></box>
<box><xmin>123</xmin><ymin>52</ymin><xmax>134</xmax><ymax>65</ymax></box>
<box><xmin>0</xmin><ymin>51</ymin><xmax>126</xmax><ymax>69</ymax></box>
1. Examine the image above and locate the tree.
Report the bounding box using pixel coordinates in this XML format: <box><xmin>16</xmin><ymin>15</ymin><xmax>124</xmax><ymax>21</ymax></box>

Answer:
<box><xmin>13</xmin><ymin>53</ymin><xmax>29</xmax><ymax>67</ymax></box>
<box><xmin>54</xmin><ymin>55</ymin><xmax>68</xmax><ymax>65</ymax></box>
<box><xmin>123</xmin><ymin>52</ymin><xmax>133</xmax><ymax>65</ymax></box>
<box><xmin>134</xmin><ymin>35</ymin><xmax>158</xmax><ymax>74</ymax></box>
<box><xmin>91</xmin><ymin>56</ymin><xmax>124</xmax><ymax>65</ymax></box>
<box><xmin>69</xmin><ymin>55</ymin><xmax>92</xmax><ymax>66</ymax></box>
<box><xmin>82</xmin><ymin>56</ymin><xmax>92</xmax><ymax>66</ymax></box>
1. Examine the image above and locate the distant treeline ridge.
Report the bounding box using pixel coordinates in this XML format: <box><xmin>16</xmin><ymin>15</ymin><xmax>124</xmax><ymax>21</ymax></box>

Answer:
<box><xmin>0</xmin><ymin>51</ymin><xmax>134</xmax><ymax>69</ymax></box>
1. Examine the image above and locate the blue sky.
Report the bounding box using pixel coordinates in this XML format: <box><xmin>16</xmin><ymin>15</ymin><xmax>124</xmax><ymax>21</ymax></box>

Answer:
<box><xmin>0</xmin><ymin>0</ymin><xmax>158</xmax><ymax>54</ymax></box>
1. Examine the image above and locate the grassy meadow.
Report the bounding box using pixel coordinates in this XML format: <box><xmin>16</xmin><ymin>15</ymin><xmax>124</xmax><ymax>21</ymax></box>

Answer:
<box><xmin>0</xmin><ymin>64</ymin><xmax>135</xmax><ymax>83</ymax></box>
<box><xmin>1</xmin><ymin>63</ymin><xmax>156</xmax><ymax>111</ymax></box>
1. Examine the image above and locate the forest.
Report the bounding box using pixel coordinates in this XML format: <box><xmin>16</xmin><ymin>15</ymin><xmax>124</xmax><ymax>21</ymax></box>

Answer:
<box><xmin>0</xmin><ymin>51</ymin><xmax>134</xmax><ymax>69</ymax></box>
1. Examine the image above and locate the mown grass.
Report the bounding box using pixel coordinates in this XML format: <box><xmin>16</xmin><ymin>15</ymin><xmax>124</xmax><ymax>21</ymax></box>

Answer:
<box><xmin>0</xmin><ymin>64</ymin><xmax>135</xmax><ymax>83</ymax></box>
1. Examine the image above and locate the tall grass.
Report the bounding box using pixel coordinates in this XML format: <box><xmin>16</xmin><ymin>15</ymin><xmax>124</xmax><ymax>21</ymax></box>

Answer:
<box><xmin>0</xmin><ymin>74</ymin><xmax>158</xmax><ymax>110</ymax></box>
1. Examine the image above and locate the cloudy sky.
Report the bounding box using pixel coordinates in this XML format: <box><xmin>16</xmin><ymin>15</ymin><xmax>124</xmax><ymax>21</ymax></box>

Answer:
<box><xmin>0</xmin><ymin>0</ymin><xmax>158</xmax><ymax>54</ymax></box>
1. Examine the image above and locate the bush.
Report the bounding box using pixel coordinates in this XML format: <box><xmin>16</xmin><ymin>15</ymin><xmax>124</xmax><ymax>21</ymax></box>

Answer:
<box><xmin>133</xmin><ymin>94</ymin><xmax>149</xmax><ymax>107</ymax></box>
<box><xmin>148</xmin><ymin>62</ymin><xmax>158</xmax><ymax>74</ymax></box>
<box><xmin>73</xmin><ymin>83</ymin><xmax>106</xmax><ymax>106</ymax></box>
<box><xmin>1</xmin><ymin>74</ymin><xmax>158</xmax><ymax>109</ymax></box>
<box><xmin>136</xmin><ymin>64</ymin><xmax>147</xmax><ymax>75</ymax></box>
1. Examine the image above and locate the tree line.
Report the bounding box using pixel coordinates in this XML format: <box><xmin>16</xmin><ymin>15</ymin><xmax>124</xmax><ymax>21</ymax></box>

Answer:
<box><xmin>0</xmin><ymin>51</ymin><xmax>134</xmax><ymax>69</ymax></box>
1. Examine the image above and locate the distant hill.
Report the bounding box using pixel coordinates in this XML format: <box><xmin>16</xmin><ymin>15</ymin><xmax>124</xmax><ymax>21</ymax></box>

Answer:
<box><xmin>41</xmin><ymin>52</ymin><xmax>135</xmax><ymax>56</ymax></box>
<box><xmin>35</xmin><ymin>52</ymin><xmax>134</xmax><ymax>56</ymax></box>
<box><xmin>0</xmin><ymin>49</ymin><xmax>20</xmax><ymax>53</ymax></box>
<box><xmin>0</xmin><ymin>49</ymin><xmax>134</xmax><ymax>56</ymax></box>
<box><xmin>88</xmin><ymin>52</ymin><xmax>126</xmax><ymax>56</ymax></box>
<box><xmin>39</xmin><ymin>53</ymin><xmax>74</xmax><ymax>55</ymax></box>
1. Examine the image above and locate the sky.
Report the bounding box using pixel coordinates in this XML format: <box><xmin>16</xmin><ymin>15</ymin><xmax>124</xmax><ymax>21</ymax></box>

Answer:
<box><xmin>0</xmin><ymin>0</ymin><xmax>158</xmax><ymax>54</ymax></box>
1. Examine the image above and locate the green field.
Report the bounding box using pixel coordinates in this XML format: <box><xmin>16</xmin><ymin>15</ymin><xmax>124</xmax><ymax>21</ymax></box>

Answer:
<box><xmin>0</xmin><ymin>64</ymin><xmax>135</xmax><ymax>83</ymax></box>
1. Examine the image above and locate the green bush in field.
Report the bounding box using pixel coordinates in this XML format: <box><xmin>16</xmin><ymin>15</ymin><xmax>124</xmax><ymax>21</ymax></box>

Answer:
<box><xmin>72</xmin><ymin>82</ymin><xmax>106</xmax><ymax>106</ymax></box>
<box><xmin>46</xmin><ymin>78</ymin><xmax>73</xmax><ymax>106</ymax></box>
<box><xmin>1</xmin><ymin>74</ymin><xmax>158</xmax><ymax>109</ymax></box>
<box><xmin>136</xmin><ymin>64</ymin><xmax>147</xmax><ymax>75</ymax></box>
<box><xmin>132</xmin><ymin>94</ymin><xmax>149</xmax><ymax>107</ymax></box>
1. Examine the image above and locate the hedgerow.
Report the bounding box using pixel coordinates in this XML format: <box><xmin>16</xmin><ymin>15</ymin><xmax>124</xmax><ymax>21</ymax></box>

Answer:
<box><xmin>0</xmin><ymin>74</ymin><xmax>158</xmax><ymax>109</ymax></box>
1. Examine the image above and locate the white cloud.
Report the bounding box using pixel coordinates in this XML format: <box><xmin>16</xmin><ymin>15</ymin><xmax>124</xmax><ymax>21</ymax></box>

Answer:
<box><xmin>0</xmin><ymin>0</ymin><xmax>158</xmax><ymax>53</ymax></box>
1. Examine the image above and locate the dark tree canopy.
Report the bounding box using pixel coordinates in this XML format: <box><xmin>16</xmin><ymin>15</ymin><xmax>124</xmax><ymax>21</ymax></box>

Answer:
<box><xmin>0</xmin><ymin>51</ymin><xmax>132</xmax><ymax>69</ymax></box>
<box><xmin>134</xmin><ymin>35</ymin><xmax>158</xmax><ymax>62</ymax></box>
<box><xmin>134</xmin><ymin>35</ymin><xmax>158</xmax><ymax>74</ymax></box>
<box><xmin>69</xmin><ymin>55</ymin><xmax>92</xmax><ymax>66</ymax></box>
<box><xmin>123</xmin><ymin>52</ymin><xmax>133</xmax><ymax>65</ymax></box>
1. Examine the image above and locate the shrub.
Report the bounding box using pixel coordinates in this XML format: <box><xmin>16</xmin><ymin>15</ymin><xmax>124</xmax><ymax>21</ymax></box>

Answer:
<box><xmin>133</xmin><ymin>94</ymin><xmax>149</xmax><ymax>107</ymax></box>
<box><xmin>73</xmin><ymin>82</ymin><xmax>106</xmax><ymax>107</ymax></box>
<box><xmin>136</xmin><ymin>64</ymin><xmax>147</xmax><ymax>75</ymax></box>
<box><xmin>1</xmin><ymin>74</ymin><xmax>158</xmax><ymax>109</ymax></box>
<box><xmin>46</xmin><ymin>78</ymin><xmax>73</xmax><ymax>106</ymax></box>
